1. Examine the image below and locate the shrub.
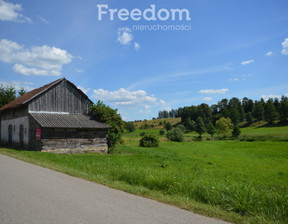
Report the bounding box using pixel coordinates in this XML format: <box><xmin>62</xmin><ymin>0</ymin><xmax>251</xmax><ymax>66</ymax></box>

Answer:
<box><xmin>216</xmin><ymin>117</ymin><xmax>233</xmax><ymax>138</ymax></box>
<box><xmin>165</xmin><ymin>122</ymin><xmax>172</xmax><ymax>131</ymax></box>
<box><xmin>90</xmin><ymin>100</ymin><xmax>124</xmax><ymax>147</ymax></box>
<box><xmin>125</xmin><ymin>122</ymin><xmax>135</xmax><ymax>132</ymax></box>
<box><xmin>139</xmin><ymin>135</ymin><xmax>159</xmax><ymax>147</ymax></box>
<box><xmin>232</xmin><ymin>126</ymin><xmax>241</xmax><ymax>138</ymax></box>
<box><xmin>159</xmin><ymin>129</ymin><xmax>165</xmax><ymax>135</ymax></box>
<box><xmin>139</xmin><ymin>132</ymin><xmax>146</xmax><ymax>136</ymax></box>
<box><xmin>176</xmin><ymin>124</ymin><xmax>186</xmax><ymax>132</ymax></box>
<box><xmin>166</xmin><ymin>127</ymin><xmax>184</xmax><ymax>142</ymax></box>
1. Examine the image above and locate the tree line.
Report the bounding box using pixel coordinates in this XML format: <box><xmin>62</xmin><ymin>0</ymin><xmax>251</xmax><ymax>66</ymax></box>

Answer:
<box><xmin>0</xmin><ymin>85</ymin><xmax>27</xmax><ymax>108</ymax></box>
<box><xmin>158</xmin><ymin>96</ymin><xmax>288</xmax><ymax>128</ymax></box>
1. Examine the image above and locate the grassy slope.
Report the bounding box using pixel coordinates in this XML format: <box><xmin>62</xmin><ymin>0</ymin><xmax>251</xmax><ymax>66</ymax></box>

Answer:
<box><xmin>1</xmin><ymin>122</ymin><xmax>288</xmax><ymax>224</ymax></box>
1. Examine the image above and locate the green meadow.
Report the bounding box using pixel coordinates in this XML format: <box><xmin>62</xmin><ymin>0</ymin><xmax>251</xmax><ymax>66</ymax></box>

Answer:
<box><xmin>1</xmin><ymin>124</ymin><xmax>288</xmax><ymax>224</ymax></box>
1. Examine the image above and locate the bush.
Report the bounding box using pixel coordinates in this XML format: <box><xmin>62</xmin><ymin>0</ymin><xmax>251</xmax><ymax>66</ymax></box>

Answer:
<box><xmin>90</xmin><ymin>100</ymin><xmax>124</xmax><ymax>147</ymax></box>
<box><xmin>139</xmin><ymin>135</ymin><xmax>159</xmax><ymax>147</ymax></box>
<box><xmin>232</xmin><ymin>126</ymin><xmax>241</xmax><ymax>138</ymax></box>
<box><xmin>176</xmin><ymin>124</ymin><xmax>186</xmax><ymax>132</ymax></box>
<box><xmin>165</xmin><ymin>122</ymin><xmax>172</xmax><ymax>131</ymax></box>
<box><xmin>125</xmin><ymin>122</ymin><xmax>135</xmax><ymax>132</ymax></box>
<box><xmin>166</xmin><ymin>127</ymin><xmax>184</xmax><ymax>142</ymax></box>
<box><xmin>139</xmin><ymin>132</ymin><xmax>146</xmax><ymax>136</ymax></box>
<box><xmin>159</xmin><ymin>129</ymin><xmax>165</xmax><ymax>135</ymax></box>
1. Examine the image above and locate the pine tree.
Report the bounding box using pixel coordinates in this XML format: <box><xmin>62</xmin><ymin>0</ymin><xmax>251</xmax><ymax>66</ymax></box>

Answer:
<box><xmin>232</xmin><ymin>126</ymin><xmax>241</xmax><ymax>138</ymax></box>
<box><xmin>195</xmin><ymin>117</ymin><xmax>206</xmax><ymax>138</ymax></box>
<box><xmin>265</xmin><ymin>99</ymin><xmax>279</xmax><ymax>124</ymax></box>
<box><xmin>279</xmin><ymin>96</ymin><xmax>288</xmax><ymax>123</ymax></box>
<box><xmin>246</xmin><ymin>112</ymin><xmax>254</xmax><ymax>125</ymax></box>
<box><xmin>254</xmin><ymin>102</ymin><xmax>265</xmax><ymax>121</ymax></box>
<box><xmin>206</xmin><ymin>122</ymin><xmax>216</xmax><ymax>139</ymax></box>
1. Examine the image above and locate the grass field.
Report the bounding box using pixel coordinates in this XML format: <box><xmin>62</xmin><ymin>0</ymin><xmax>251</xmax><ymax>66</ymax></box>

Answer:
<box><xmin>0</xmin><ymin>123</ymin><xmax>288</xmax><ymax>224</ymax></box>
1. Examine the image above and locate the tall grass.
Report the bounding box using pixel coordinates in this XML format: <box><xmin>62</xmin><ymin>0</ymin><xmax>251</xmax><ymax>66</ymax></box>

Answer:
<box><xmin>1</xmin><ymin>139</ymin><xmax>287</xmax><ymax>223</ymax></box>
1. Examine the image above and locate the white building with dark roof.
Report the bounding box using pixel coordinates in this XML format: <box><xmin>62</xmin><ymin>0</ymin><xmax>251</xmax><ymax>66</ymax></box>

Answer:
<box><xmin>0</xmin><ymin>78</ymin><xmax>110</xmax><ymax>153</ymax></box>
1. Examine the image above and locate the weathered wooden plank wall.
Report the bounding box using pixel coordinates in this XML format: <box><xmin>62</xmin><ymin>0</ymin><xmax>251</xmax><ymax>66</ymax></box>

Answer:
<box><xmin>28</xmin><ymin>80</ymin><xmax>91</xmax><ymax>114</ymax></box>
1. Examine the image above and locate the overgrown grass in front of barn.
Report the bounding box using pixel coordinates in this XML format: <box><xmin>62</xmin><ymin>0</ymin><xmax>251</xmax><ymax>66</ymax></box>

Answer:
<box><xmin>1</xmin><ymin>138</ymin><xmax>287</xmax><ymax>224</ymax></box>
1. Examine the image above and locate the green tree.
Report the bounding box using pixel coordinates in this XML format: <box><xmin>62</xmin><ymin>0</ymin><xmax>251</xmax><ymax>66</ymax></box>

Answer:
<box><xmin>165</xmin><ymin>122</ymin><xmax>172</xmax><ymax>131</ymax></box>
<box><xmin>206</xmin><ymin>122</ymin><xmax>216</xmax><ymax>139</ymax></box>
<box><xmin>216</xmin><ymin>117</ymin><xmax>233</xmax><ymax>138</ymax></box>
<box><xmin>176</xmin><ymin>124</ymin><xmax>186</xmax><ymax>132</ymax></box>
<box><xmin>254</xmin><ymin>101</ymin><xmax>265</xmax><ymax>121</ymax></box>
<box><xmin>184</xmin><ymin>118</ymin><xmax>196</xmax><ymax>131</ymax></box>
<box><xmin>0</xmin><ymin>85</ymin><xmax>17</xmax><ymax>107</ymax></box>
<box><xmin>18</xmin><ymin>88</ymin><xmax>27</xmax><ymax>97</ymax></box>
<box><xmin>232</xmin><ymin>126</ymin><xmax>241</xmax><ymax>138</ymax></box>
<box><xmin>195</xmin><ymin>117</ymin><xmax>206</xmax><ymax>138</ymax></box>
<box><xmin>265</xmin><ymin>99</ymin><xmax>279</xmax><ymax>124</ymax></box>
<box><xmin>229</xmin><ymin>107</ymin><xmax>240</xmax><ymax>125</ymax></box>
<box><xmin>125</xmin><ymin>122</ymin><xmax>135</xmax><ymax>132</ymax></box>
<box><xmin>90</xmin><ymin>100</ymin><xmax>124</xmax><ymax>147</ymax></box>
<box><xmin>166</xmin><ymin>127</ymin><xmax>184</xmax><ymax>142</ymax></box>
<box><xmin>279</xmin><ymin>96</ymin><xmax>288</xmax><ymax>123</ymax></box>
<box><xmin>245</xmin><ymin>112</ymin><xmax>254</xmax><ymax>125</ymax></box>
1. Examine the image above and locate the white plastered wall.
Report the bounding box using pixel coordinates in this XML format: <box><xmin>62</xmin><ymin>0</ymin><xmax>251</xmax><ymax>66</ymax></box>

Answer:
<box><xmin>1</xmin><ymin>116</ymin><xmax>30</xmax><ymax>145</ymax></box>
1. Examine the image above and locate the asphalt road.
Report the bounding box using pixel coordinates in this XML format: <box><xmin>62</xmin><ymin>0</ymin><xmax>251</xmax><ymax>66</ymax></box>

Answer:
<box><xmin>0</xmin><ymin>154</ymin><xmax>230</xmax><ymax>224</ymax></box>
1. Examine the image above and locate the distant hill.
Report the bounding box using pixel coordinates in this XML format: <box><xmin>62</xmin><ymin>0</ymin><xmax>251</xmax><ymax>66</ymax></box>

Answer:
<box><xmin>133</xmin><ymin>118</ymin><xmax>181</xmax><ymax>129</ymax></box>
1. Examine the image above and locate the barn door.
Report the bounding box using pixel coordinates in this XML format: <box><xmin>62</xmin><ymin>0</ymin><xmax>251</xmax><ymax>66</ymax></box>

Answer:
<box><xmin>8</xmin><ymin>124</ymin><xmax>12</xmax><ymax>145</ymax></box>
<box><xmin>19</xmin><ymin>125</ymin><xmax>24</xmax><ymax>147</ymax></box>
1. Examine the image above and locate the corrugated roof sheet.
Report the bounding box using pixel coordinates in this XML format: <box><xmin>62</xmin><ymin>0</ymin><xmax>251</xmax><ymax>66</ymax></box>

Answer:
<box><xmin>30</xmin><ymin>113</ymin><xmax>110</xmax><ymax>129</ymax></box>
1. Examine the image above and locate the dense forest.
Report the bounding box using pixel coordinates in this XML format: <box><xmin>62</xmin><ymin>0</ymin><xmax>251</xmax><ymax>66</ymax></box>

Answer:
<box><xmin>158</xmin><ymin>96</ymin><xmax>288</xmax><ymax>129</ymax></box>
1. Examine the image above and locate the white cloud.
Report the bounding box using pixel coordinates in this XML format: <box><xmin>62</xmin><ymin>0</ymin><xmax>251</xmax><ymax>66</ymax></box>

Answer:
<box><xmin>0</xmin><ymin>80</ymin><xmax>34</xmax><ymax>91</ymax></box>
<box><xmin>134</xmin><ymin>42</ymin><xmax>140</xmax><ymax>50</ymax></box>
<box><xmin>77</xmin><ymin>86</ymin><xmax>91</xmax><ymax>94</ymax></box>
<box><xmin>0</xmin><ymin>39</ymin><xmax>73</xmax><ymax>76</ymax></box>
<box><xmin>140</xmin><ymin>109</ymin><xmax>151</xmax><ymax>115</ymax></box>
<box><xmin>203</xmin><ymin>97</ymin><xmax>213</xmax><ymax>101</ymax></box>
<box><xmin>92</xmin><ymin>88</ymin><xmax>159</xmax><ymax>107</ymax></box>
<box><xmin>241</xmin><ymin>59</ymin><xmax>254</xmax><ymax>65</ymax></box>
<box><xmin>242</xmin><ymin>73</ymin><xmax>253</xmax><ymax>78</ymax></box>
<box><xmin>265</xmin><ymin>51</ymin><xmax>273</xmax><ymax>56</ymax></box>
<box><xmin>37</xmin><ymin>15</ymin><xmax>49</xmax><ymax>24</ymax></box>
<box><xmin>159</xmin><ymin>99</ymin><xmax>166</xmax><ymax>105</ymax></box>
<box><xmin>281</xmin><ymin>38</ymin><xmax>288</xmax><ymax>55</ymax></box>
<box><xmin>117</xmin><ymin>27</ymin><xmax>140</xmax><ymax>51</ymax></box>
<box><xmin>0</xmin><ymin>0</ymin><xmax>31</xmax><ymax>23</ymax></box>
<box><xmin>117</xmin><ymin>27</ymin><xmax>133</xmax><ymax>45</ymax></box>
<box><xmin>199</xmin><ymin>88</ymin><xmax>229</xmax><ymax>94</ymax></box>
<box><xmin>76</xmin><ymin>69</ymin><xmax>84</xmax><ymax>73</ymax></box>
<box><xmin>260</xmin><ymin>94</ymin><xmax>288</xmax><ymax>100</ymax></box>
<box><xmin>92</xmin><ymin>88</ymin><xmax>166</xmax><ymax>118</ymax></box>
<box><xmin>228</xmin><ymin>77</ymin><xmax>239</xmax><ymax>82</ymax></box>
<box><xmin>13</xmin><ymin>64</ymin><xmax>60</xmax><ymax>76</ymax></box>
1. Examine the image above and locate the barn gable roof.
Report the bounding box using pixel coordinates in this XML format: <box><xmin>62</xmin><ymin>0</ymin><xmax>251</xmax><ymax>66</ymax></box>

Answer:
<box><xmin>30</xmin><ymin>113</ymin><xmax>110</xmax><ymax>129</ymax></box>
<box><xmin>0</xmin><ymin>78</ymin><xmax>92</xmax><ymax>112</ymax></box>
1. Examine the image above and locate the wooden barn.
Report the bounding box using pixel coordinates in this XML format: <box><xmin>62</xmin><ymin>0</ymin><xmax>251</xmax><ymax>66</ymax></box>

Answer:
<box><xmin>0</xmin><ymin>78</ymin><xmax>110</xmax><ymax>153</ymax></box>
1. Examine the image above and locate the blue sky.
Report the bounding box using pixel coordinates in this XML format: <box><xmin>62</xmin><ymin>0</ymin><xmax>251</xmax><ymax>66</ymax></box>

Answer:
<box><xmin>0</xmin><ymin>0</ymin><xmax>288</xmax><ymax>121</ymax></box>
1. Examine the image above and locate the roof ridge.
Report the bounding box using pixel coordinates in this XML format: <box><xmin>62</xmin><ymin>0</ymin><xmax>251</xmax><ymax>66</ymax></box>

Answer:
<box><xmin>0</xmin><ymin>78</ymin><xmax>65</xmax><ymax>111</ymax></box>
